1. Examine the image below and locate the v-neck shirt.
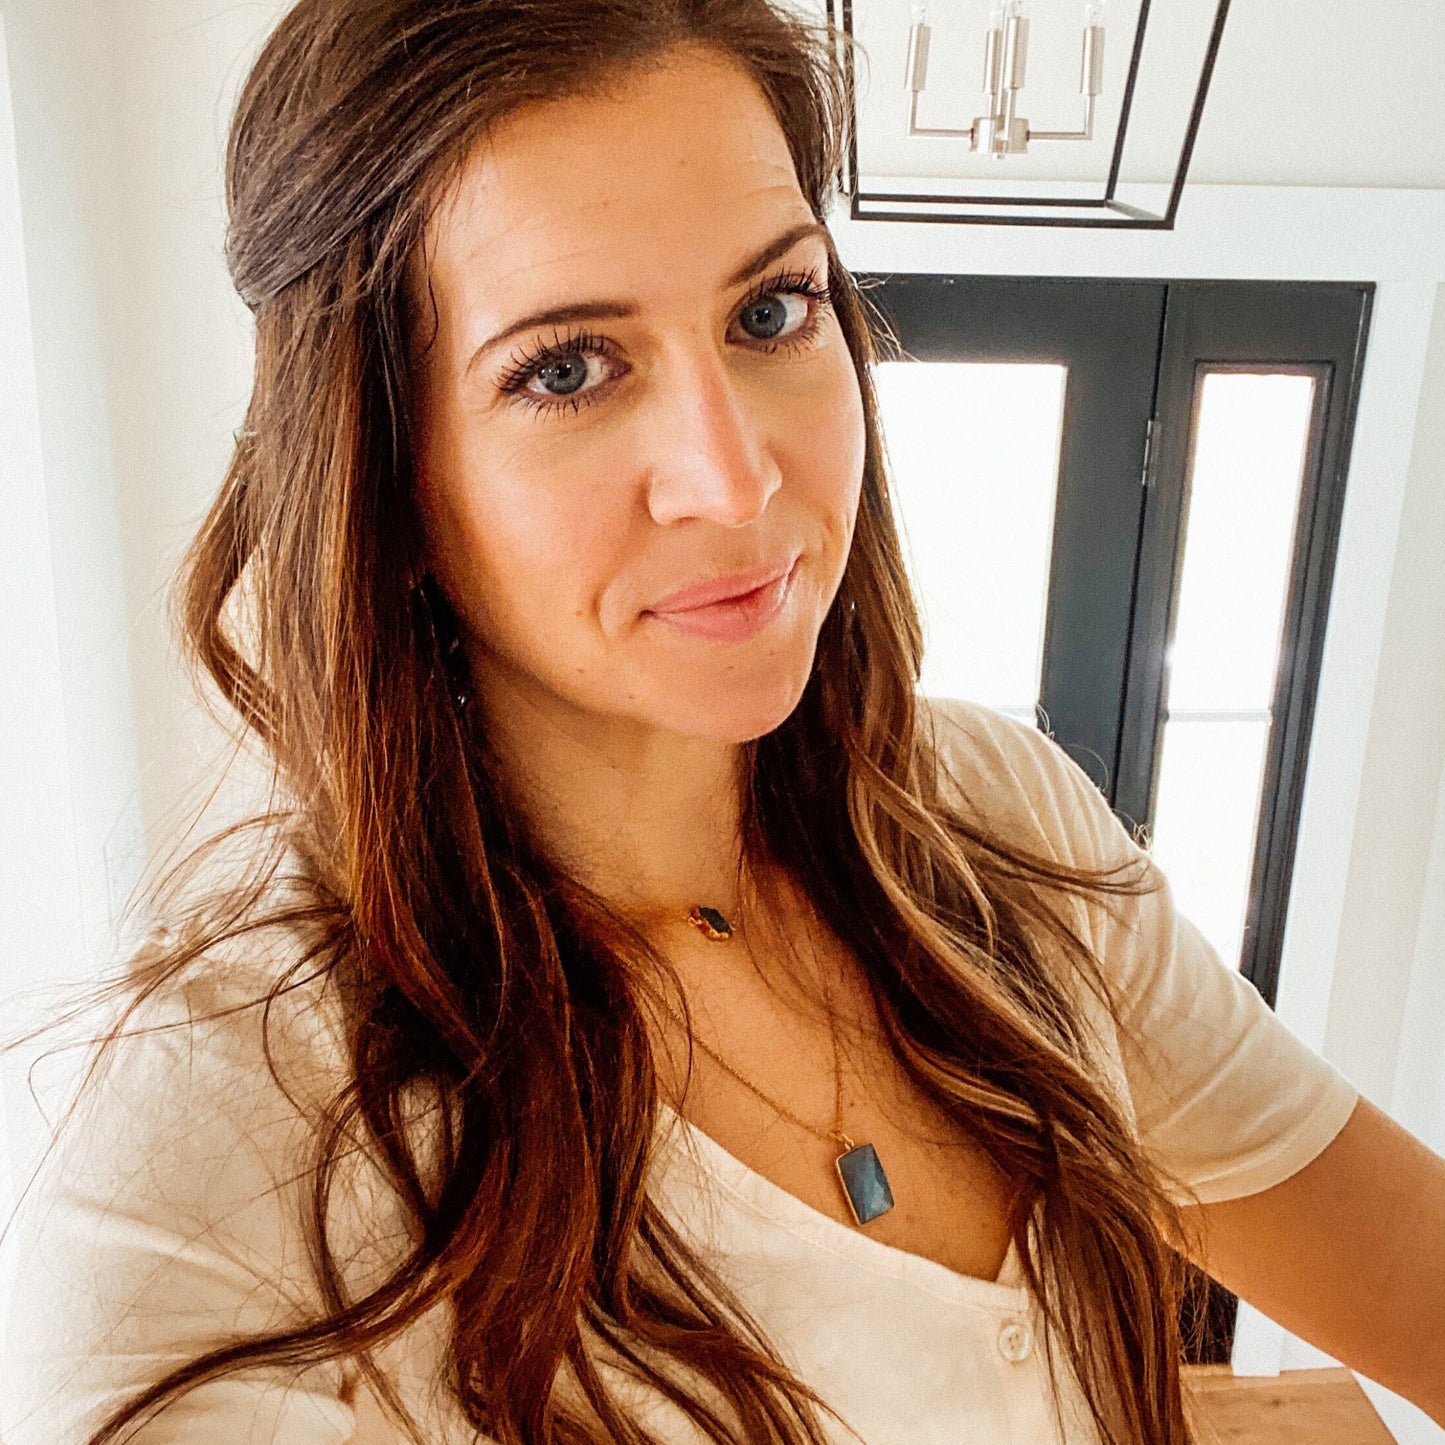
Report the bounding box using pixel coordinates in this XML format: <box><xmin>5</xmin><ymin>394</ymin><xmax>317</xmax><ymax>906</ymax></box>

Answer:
<box><xmin>0</xmin><ymin>698</ymin><xmax>1361</xmax><ymax>1445</ymax></box>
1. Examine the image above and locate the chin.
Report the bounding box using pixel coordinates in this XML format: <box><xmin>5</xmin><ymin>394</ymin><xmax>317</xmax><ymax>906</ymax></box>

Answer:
<box><xmin>648</xmin><ymin>654</ymin><xmax>816</xmax><ymax>744</ymax></box>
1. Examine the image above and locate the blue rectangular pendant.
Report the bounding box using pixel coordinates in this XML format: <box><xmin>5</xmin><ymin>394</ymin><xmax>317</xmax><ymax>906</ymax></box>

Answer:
<box><xmin>834</xmin><ymin>1142</ymin><xmax>895</xmax><ymax>1225</ymax></box>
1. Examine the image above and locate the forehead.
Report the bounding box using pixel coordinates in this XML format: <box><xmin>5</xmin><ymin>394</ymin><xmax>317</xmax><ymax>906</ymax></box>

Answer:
<box><xmin>420</xmin><ymin>46</ymin><xmax>818</xmax><ymax>325</ymax></box>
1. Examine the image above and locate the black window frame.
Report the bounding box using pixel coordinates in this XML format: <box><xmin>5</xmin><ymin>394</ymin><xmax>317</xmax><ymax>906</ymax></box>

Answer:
<box><xmin>1114</xmin><ymin>282</ymin><xmax>1373</xmax><ymax>1007</ymax></box>
<box><xmin>858</xmin><ymin>275</ymin><xmax>1166</xmax><ymax>787</ymax></box>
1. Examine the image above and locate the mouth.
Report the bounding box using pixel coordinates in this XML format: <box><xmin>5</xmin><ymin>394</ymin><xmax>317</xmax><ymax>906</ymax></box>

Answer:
<box><xmin>643</xmin><ymin>555</ymin><xmax>800</xmax><ymax>644</ymax></box>
<box><xmin>646</xmin><ymin>554</ymin><xmax>800</xmax><ymax>615</ymax></box>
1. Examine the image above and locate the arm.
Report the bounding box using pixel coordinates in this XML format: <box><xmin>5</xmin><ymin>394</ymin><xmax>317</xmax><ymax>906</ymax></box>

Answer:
<box><xmin>923</xmin><ymin>702</ymin><xmax>1444</xmax><ymax>1415</ymax></box>
<box><xmin>1180</xmin><ymin>1094</ymin><xmax>1445</xmax><ymax>1424</ymax></box>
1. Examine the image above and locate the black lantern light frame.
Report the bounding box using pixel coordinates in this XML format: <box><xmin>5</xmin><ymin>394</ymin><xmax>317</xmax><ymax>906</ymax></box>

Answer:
<box><xmin>832</xmin><ymin>0</ymin><xmax>1234</xmax><ymax>229</ymax></box>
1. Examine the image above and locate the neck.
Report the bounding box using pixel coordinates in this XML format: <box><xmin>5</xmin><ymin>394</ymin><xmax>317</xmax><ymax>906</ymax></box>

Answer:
<box><xmin>474</xmin><ymin>673</ymin><xmax>767</xmax><ymax>929</ymax></box>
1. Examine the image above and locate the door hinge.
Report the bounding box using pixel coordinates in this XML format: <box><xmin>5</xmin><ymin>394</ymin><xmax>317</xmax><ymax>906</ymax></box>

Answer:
<box><xmin>1140</xmin><ymin>417</ymin><xmax>1156</xmax><ymax>489</ymax></box>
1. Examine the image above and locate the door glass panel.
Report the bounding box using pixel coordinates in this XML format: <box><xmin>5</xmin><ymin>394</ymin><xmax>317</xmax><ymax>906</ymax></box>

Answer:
<box><xmin>1148</xmin><ymin>372</ymin><xmax>1317</xmax><ymax>968</ymax></box>
<box><xmin>874</xmin><ymin>362</ymin><xmax>1067</xmax><ymax>721</ymax></box>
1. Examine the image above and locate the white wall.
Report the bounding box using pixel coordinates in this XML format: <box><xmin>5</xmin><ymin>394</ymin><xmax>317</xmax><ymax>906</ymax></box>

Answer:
<box><xmin>1</xmin><ymin>0</ymin><xmax>140</xmax><ymax>987</ymax></box>
<box><xmin>1324</xmin><ymin>287</ymin><xmax>1445</xmax><ymax>1123</ymax></box>
<box><xmin>1344</xmin><ymin>287</ymin><xmax>1445</xmax><ymax>1445</ymax></box>
<box><xmin>0</xmin><ymin>0</ymin><xmax>284</xmax><ymax>1211</ymax></box>
<box><xmin>1</xmin><ymin>0</ymin><xmax>145</xmax><ymax>1210</ymax></box>
<box><xmin>1</xmin><ymin>0</ymin><xmax>1443</xmax><ymax>1437</ymax></box>
<box><xmin>92</xmin><ymin>0</ymin><xmax>287</xmax><ymax>851</ymax></box>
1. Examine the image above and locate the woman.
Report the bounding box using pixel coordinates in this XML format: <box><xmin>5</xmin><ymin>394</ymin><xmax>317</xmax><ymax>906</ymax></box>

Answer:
<box><xmin>3</xmin><ymin>1</ymin><xmax>1443</xmax><ymax>1442</ymax></box>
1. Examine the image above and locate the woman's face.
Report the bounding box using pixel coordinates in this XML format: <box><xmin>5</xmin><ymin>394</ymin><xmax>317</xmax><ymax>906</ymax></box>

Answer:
<box><xmin>410</xmin><ymin>45</ymin><xmax>866</xmax><ymax>751</ymax></box>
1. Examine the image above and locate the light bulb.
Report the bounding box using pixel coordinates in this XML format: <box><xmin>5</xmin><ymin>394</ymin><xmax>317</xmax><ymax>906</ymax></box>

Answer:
<box><xmin>910</xmin><ymin>1</ymin><xmax>928</xmax><ymax>22</ymax></box>
<box><xmin>1084</xmin><ymin>0</ymin><xmax>1106</xmax><ymax>25</ymax></box>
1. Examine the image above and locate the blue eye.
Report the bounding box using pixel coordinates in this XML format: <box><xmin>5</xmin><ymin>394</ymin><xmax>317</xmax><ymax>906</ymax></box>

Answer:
<box><xmin>496</xmin><ymin>266</ymin><xmax>834</xmax><ymax>420</ymax></box>
<box><xmin>735</xmin><ymin>268</ymin><xmax>832</xmax><ymax>349</ymax></box>
<box><xmin>740</xmin><ymin>292</ymin><xmax>800</xmax><ymax>342</ymax></box>
<box><xmin>494</xmin><ymin>326</ymin><xmax>617</xmax><ymax>415</ymax></box>
<box><xmin>533</xmin><ymin>353</ymin><xmax>590</xmax><ymax>397</ymax></box>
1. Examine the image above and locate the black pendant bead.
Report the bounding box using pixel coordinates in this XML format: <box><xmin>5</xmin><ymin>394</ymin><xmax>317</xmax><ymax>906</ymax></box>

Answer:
<box><xmin>835</xmin><ymin>1142</ymin><xmax>895</xmax><ymax>1225</ymax></box>
<box><xmin>688</xmin><ymin>905</ymin><xmax>734</xmax><ymax>941</ymax></box>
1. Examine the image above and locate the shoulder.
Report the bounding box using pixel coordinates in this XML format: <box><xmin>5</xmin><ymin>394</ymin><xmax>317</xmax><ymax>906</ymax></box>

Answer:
<box><xmin>96</xmin><ymin>914</ymin><xmax>352</xmax><ymax>1153</ymax></box>
<box><xmin>0</xmin><ymin>900</ymin><xmax>437</xmax><ymax>1440</ymax></box>
<box><xmin>918</xmin><ymin>694</ymin><xmax>1141</xmax><ymax>874</ymax></box>
<box><xmin>4</xmin><ymin>909</ymin><xmax>364</xmax><ymax>1312</ymax></box>
<box><xmin>0</xmin><ymin>917</ymin><xmax>373</xmax><ymax>1443</ymax></box>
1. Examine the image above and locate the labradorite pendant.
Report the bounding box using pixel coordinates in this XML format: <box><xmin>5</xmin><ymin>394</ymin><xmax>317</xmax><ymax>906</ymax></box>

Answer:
<box><xmin>688</xmin><ymin>905</ymin><xmax>734</xmax><ymax>941</ymax></box>
<box><xmin>834</xmin><ymin>1141</ymin><xmax>895</xmax><ymax>1225</ymax></box>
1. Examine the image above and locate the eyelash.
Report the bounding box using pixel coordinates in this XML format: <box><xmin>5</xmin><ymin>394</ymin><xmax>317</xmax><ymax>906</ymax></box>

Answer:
<box><xmin>496</xmin><ymin>266</ymin><xmax>835</xmax><ymax>419</ymax></box>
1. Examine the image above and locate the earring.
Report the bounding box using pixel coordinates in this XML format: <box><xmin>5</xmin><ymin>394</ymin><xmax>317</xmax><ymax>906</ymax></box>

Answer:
<box><xmin>414</xmin><ymin>571</ymin><xmax>472</xmax><ymax>714</ymax></box>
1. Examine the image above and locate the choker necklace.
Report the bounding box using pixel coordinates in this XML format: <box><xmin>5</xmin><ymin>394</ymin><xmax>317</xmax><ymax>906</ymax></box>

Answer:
<box><xmin>675</xmin><ymin>903</ymin><xmax>895</xmax><ymax>1227</ymax></box>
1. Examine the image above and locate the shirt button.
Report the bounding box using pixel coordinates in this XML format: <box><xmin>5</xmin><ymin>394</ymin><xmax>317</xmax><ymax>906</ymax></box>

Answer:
<box><xmin>997</xmin><ymin>1318</ymin><xmax>1033</xmax><ymax>1362</ymax></box>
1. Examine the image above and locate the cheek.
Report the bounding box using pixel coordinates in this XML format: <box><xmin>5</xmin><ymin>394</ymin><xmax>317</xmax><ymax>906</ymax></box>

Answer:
<box><xmin>783</xmin><ymin>349</ymin><xmax>866</xmax><ymax>540</ymax></box>
<box><xmin>417</xmin><ymin>420</ymin><xmax>629</xmax><ymax>652</ymax></box>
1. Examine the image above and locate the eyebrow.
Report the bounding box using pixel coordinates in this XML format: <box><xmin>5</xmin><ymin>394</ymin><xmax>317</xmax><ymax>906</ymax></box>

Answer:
<box><xmin>464</xmin><ymin>218</ymin><xmax>832</xmax><ymax>376</ymax></box>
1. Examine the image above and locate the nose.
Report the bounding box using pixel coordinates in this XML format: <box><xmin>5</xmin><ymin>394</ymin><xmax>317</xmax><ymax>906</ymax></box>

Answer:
<box><xmin>643</xmin><ymin>344</ymin><xmax>782</xmax><ymax>528</ymax></box>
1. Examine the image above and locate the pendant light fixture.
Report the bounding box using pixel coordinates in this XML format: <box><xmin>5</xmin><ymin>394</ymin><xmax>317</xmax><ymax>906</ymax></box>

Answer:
<box><xmin>833</xmin><ymin>0</ymin><xmax>1233</xmax><ymax>228</ymax></box>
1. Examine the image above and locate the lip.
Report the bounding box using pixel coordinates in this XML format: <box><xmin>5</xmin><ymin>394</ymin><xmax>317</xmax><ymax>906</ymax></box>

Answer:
<box><xmin>646</xmin><ymin>555</ymin><xmax>799</xmax><ymax>614</ymax></box>
<box><xmin>644</xmin><ymin>556</ymin><xmax>800</xmax><ymax>643</ymax></box>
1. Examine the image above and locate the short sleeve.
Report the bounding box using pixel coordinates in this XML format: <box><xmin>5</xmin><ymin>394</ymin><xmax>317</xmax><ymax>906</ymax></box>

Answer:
<box><xmin>0</xmin><ymin>973</ymin><xmax>359</xmax><ymax>1445</ymax></box>
<box><xmin>924</xmin><ymin>696</ymin><xmax>1361</xmax><ymax>1207</ymax></box>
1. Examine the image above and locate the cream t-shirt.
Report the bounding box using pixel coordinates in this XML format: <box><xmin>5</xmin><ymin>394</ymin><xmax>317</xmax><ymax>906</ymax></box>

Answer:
<box><xmin>0</xmin><ymin>698</ymin><xmax>1361</xmax><ymax>1445</ymax></box>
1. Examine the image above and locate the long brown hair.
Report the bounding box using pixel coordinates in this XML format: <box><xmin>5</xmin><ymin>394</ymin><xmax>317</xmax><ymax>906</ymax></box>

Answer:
<box><xmin>65</xmin><ymin>1</ymin><xmax>1202</xmax><ymax>1441</ymax></box>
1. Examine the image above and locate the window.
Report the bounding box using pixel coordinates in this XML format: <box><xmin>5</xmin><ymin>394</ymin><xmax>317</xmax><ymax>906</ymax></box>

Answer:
<box><xmin>1148</xmin><ymin>371</ymin><xmax>1319</xmax><ymax>976</ymax></box>
<box><xmin>873</xmin><ymin>360</ymin><xmax>1065</xmax><ymax>718</ymax></box>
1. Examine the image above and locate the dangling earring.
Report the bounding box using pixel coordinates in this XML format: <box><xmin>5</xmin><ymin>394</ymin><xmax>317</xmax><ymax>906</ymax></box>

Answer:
<box><xmin>414</xmin><ymin>571</ymin><xmax>472</xmax><ymax>714</ymax></box>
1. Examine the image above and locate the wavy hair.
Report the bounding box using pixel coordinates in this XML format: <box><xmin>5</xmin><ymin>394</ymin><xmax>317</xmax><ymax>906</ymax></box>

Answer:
<box><xmin>62</xmin><ymin>1</ymin><xmax>1202</xmax><ymax>1441</ymax></box>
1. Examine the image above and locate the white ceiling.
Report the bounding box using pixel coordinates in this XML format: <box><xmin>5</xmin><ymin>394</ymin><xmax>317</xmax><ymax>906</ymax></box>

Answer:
<box><xmin>847</xmin><ymin>0</ymin><xmax>1445</xmax><ymax>189</ymax></box>
<box><xmin>1189</xmin><ymin>0</ymin><xmax>1444</xmax><ymax>187</ymax></box>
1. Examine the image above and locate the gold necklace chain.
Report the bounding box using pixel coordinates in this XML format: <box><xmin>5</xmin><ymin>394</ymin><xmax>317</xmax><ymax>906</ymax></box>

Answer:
<box><xmin>661</xmin><ymin>996</ymin><xmax>855</xmax><ymax>1151</ymax></box>
<box><xmin>668</xmin><ymin>903</ymin><xmax>898</xmax><ymax>1229</ymax></box>
<box><xmin>662</xmin><ymin>909</ymin><xmax>856</xmax><ymax>1152</ymax></box>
